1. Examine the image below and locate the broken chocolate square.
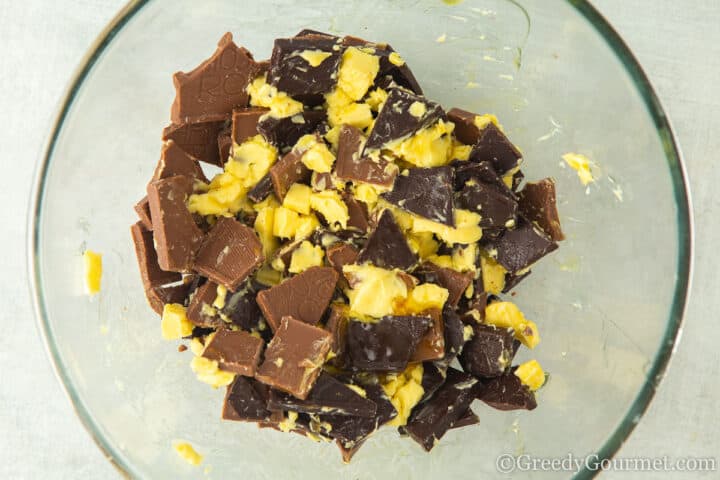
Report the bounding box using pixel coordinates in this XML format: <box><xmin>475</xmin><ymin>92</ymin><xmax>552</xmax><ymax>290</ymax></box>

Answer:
<box><xmin>231</xmin><ymin>107</ymin><xmax>268</xmax><ymax>145</ymax></box>
<box><xmin>479</xmin><ymin>370</ymin><xmax>537</xmax><ymax>411</ymax></box>
<box><xmin>459</xmin><ymin>324</ymin><xmax>515</xmax><ymax>378</ymax></box>
<box><xmin>130</xmin><ymin>222</ymin><xmax>182</xmax><ymax>292</ymax></box>
<box><xmin>452</xmin><ymin>160</ymin><xmax>512</xmax><ymax>194</ymax></box>
<box><xmin>518</xmin><ymin>178</ymin><xmax>564</xmax><ymax>241</ymax></box>
<box><xmin>202</xmin><ymin>328</ymin><xmax>264</xmax><ymax>376</ymax></box>
<box><xmin>410</xmin><ymin>308</ymin><xmax>445</xmax><ymax>362</ymax></box>
<box><xmin>381</xmin><ymin>165</ymin><xmax>455</xmax><ymax>226</ymax></box>
<box><xmin>186</xmin><ymin>280</ymin><xmax>221</xmax><ymax>327</ymax></box>
<box><xmin>247</xmin><ymin>174</ymin><xmax>274</xmax><ymax>203</ymax></box>
<box><xmin>468</xmin><ymin>123</ymin><xmax>522</xmax><ymax>175</ymax></box>
<box><xmin>484</xmin><ymin>216</ymin><xmax>558</xmax><ymax>273</ymax></box>
<box><xmin>269</xmin><ymin>34</ymin><xmax>343</xmax><ymax>98</ymax></box>
<box><xmin>133</xmin><ymin>196</ymin><xmax>153</xmax><ymax>231</ymax></box>
<box><xmin>335</xmin><ymin>125</ymin><xmax>396</xmax><ymax>187</ymax></box>
<box><xmin>449</xmin><ymin>408</ymin><xmax>479</xmax><ymax>429</ymax></box>
<box><xmin>346</xmin><ymin>315</ymin><xmax>431</xmax><ymax>371</ymax></box>
<box><xmin>152</xmin><ymin>139</ymin><xmax>208</xmax><ymax>183</ymax></box>
<box><xmin>419</xmin><ymin>362</ymin><xmax>446</xmax><ymax>403</ymax></box>
<box><xmin>257</xmin><ymin>110</ymin><xmax>327</xmax><ymax>150</ymax></box>
<box><xmin>458</xmin><ymin>181</ymin><xmax>518</xmax><ymax>229</ymax></box>
<box><xmin>447</xmin><ymin>108</ymin><xmax>484</xmax><ymax>146</ymax></box>
<box><xmin>343</xmin><ymin>193</ymin><xmax>370</xmax><ymax>233</ymax></box>
<box><xmin>326</xmin><ymin>243</ymin><xmax>359</xmax><ymax>275</ymax></box>
<box><xmin>269</xmin><ymin>148</ymin><xmax>312</xmax><ymax>200</ymax></box>
<box><xmin>357</xmin><ymin>209</ymin><xmax>417</xmax><ymax>269</ymax></box>
<box><xmin>147</xmin><ymin>283</ymin><xmax>192</xmax><ymax>315</ymax></box>
<box><xmin>222</xmin><ymin>376</ymin><xmax>273</xmax><ymax>422</ymax></box>
<box><xmin>162</xmin><ymin>114</ymin><xmax>230</xmax><ymax>167</ymax></box>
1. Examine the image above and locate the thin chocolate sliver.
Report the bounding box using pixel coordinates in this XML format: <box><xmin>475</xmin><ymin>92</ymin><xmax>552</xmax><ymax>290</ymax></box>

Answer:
<box><xmin>468</xmin><ymin>123</ymin><xmax>522</xmax><ymax>175</ymax></box>
<box><xmin>503</xmin><ymin>269</ymin><xmax>532</xmax><ymax>294</ymax></box>
<box><xmin>325</xmin><ymin>305</ymin><xmax>349</xmax><ymax>367</ymax></box>
<box><xmin>439</xmin><ymin>306</ymin><xmax>465</xmax><ymax>365</ymax></box>
<box><xmin>518</xmin><ymin>178</ymin><xmax>564</xmax><ymax>241</ymax></box>
<box><xmin>186</xmin><ymin>280</ymin><xmax>221</xmax><ymax>327</ymax></box>
<box><xmin>162</xmin><ymin>114</ymin><xmax>230</xmax><ymax>167</ymax></box>
<box><xmin>357</xmin><ymin>209</ymin><xmax>417</xmax><ymax>270</ymax></box>
<box><xmin>217</xmin><ymin>125</ymin><xmax>232</xmax><ymax>165</ymax></box>
<box><xmin>247</xmin><ymin>173</ymin><xmax>274</xmax><ymax>203</ymax></box>
<box><xmin>130</xmin><ymin>221</ymin><xmax>181</xmax><ymax>291</ymax></box>
<box><xmin>343</xmin><ymin>194</ymin><xmax>370</xmax><ymax>233</ymax></box>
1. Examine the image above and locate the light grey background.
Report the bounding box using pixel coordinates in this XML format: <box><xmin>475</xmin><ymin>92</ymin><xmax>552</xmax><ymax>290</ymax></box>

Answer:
<box><xmin>1</xmin><ymin>0</ymin><xmax>717</xmax><ymax>478</ymax></box>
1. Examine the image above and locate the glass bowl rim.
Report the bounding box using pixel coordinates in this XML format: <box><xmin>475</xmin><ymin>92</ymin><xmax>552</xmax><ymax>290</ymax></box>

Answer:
<box><xmin>27</xmin><ymin>1</ymin><xmax>694</xmax><ymax>478</ymax></box>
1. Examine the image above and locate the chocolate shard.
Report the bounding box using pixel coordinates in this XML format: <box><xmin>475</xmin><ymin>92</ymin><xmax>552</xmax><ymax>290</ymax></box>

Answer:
<box><xmin>245</xmin><ymin>174</ymin><xmax>273</xmax><ymax>203</ymax></box>
<box><xmin>255</xmin><ymin>316</ymin><xmax>332</xmax><ymax>400</ymax></box>
<box><xmin>130</xmin><ymin>222</ymin><xmax>182</xmax><ymax>290</ymax></box>
<box><xmin>222</xmin><ymin>376</ymin><xmax>273</xmax><ymax>422</ymax></box>
<box><xmin>269</xmin><ymin>148</ymin><xmax>312</xmax><ymax>200</ymax></box>
<box><xmin>186</xmin><ymin>280</ymin><xmax>221</xmax><ymax>327</ymax></box>
<box><xmin>218</xmin><ymin>125</ymin><xmax>232</xmax><ymax>165</ymax></box>
<box><xmin>133</xmin><ymin>196</ymin><xmax>153</xmax><ymax>231</ymax></box>
<box><xmin>410</xmin><ymin>308</ymin><xmax>445</xmax><ymax>362</ymax></box>
<box><xmin>171</xmin><ymin>32</ymin><xmax>260</xmax><ymax>124</ymax></box>
<box><xmin>220</xmin><ymin>281</ymin><xmax>266</xmax><ymax>331</ymax></box>
<box><xmin>459</xmin><ymin>324</ymin><xmax>515</xmax><ymax>378</ymax></box>
<box><xmin>326</xmin><ymin>243</ymin><xmax>359</xmax><ymax>275</ymax></box>
<box><xmin>268</xmin><ymin>373</ymin><xmax>377</xmax><ymax>417</ymax></box>
<box><xmin>162</xmin><ymin>114</ymin><xmax>230</xmax><ymax>167</ymax></box>
<box><xmin>447</xmin><ymin>108</ymin><xmax>484</xmax><ymax>146</ymax></box>
<box><xmin>152</xmin><ymin>140</ymin><xmax>208</xmax><ymax>183</ymax></box>
<box><xmin>404</xmin><ymin>368</ymin><xmax>483</xmax><ymax>451</ymax></box>
<box><xmin>479</xmin><ymin>370</ymin><xmax>537</xmax><ymax>411</ymax></box>
<box><xmin>357</xmin><ymin>209</ymin><xmax>417</xmax><ymax>270</ymax></box>
<box><xmin>343</xmin><ymin>194</ymin><xmax>370</xmax><ymax>233</ymax></box>
<box><xmin>439</xmin><ymin>306</ymin><xmax>465</xmax><ymax>365</ymax></box>
<box><xmin>325</xmin><ymin>305</ymin><xmax>349</xmax><ymax>367</ymax></box>
<box><xmin>231</xmin><ymin>107</ymin><xmax>268</xmax><ymax>145</ymax></box>
<box><xmin>257</xmin><ymin>110</ymin><xmax>327</xmax><ymax>150</ymax></box>
<box><xmin>511</xmin><ymin>169</ymin><xmax>524</xmax><ymax>192</ymax></box>
<box><xmin>484</xmin><ymin>216</ymin><xmax>558</xmax><ymax>273</ymax></box>
<box><xmin>194</xmin><ymin>217</ymin><xmax>264</xmax><ymax>291</ymax></box>
<box><xmin>419</xmin><ymin>362</ymin><xmax>446</xmax><ymax>403</ymax></box>
<box><xmin>502</xmin><ymin>269</ymin><xmax>532</xmax><ymax>294</ymax></box>
<box><xmin>381</xmin><ymin>166</ymin><xmax>455</xmax><ymax>226</ymax></box>
<box><xmin>335</xmin><ymin>125</ymin><xmax>397</xmax><ymax>187</ymax></box>
<box><xmin>414</xmin><ymin>262</ymin><xmax>472</xmax><ymax>308</ymax></box>
<box><xmin>202</xmin><ymin>328</ymin><xmax>264</xmax><ymax>376</ymax></box>
<box><xmin>346</xmin><ymin>315</ymin><xmax>431</xmax><ymax>372</ymax></box>
<box><xmin>458</xmin><ymin>181</ymin><xmax>518</xmax><ymax>229</ymax></box>
<box><xmin>256</xmin><ymin>266</ymin><xmax>339</xmax><ymax>331</ymax></box>
<box><xmin>518</xmin><ymin>178</ymin><xmax>564</xmax><ymax>241</ymax></box>
<box><xmin>468</xmin><ymin>123</ymin><xmax>522</xmax><ymax>175</ymax></box>
<box><xmin>452</xmin><ymin>160</ymin><xmax>512</xmax><ymax>194</ymax></box>
<box><xmin>269</xmin><ymin>35</ymin><xmax>343</xmax><ymax>97</ymax></box>
<box><xmin>365</xmin><ymin>89</ymin><xmax>444</xmax><ymax>150</ymax></box>
<box><xmin>449</xmin><ymin>408</ymin><xmax>479</xmax><ymax>430</ymax></box>
<box><xmin>146</xmin><ymin>175</ymin><xmax>204</xmax><ymax>272</ymax></box>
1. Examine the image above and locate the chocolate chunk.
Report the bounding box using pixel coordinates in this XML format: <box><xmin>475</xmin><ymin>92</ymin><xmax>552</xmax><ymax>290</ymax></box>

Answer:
<box><xmin>146</xmin><ymin>175</ymin><xmax>204</xmax><ymax>272</ymax></box>
<box><xmin>325</xmin><ymin>305</ymin><xmax>349</xmax><ymax>366</ymax></box>
<box><xmin>342</xmin><ymin>194</ymin><xmax>370</xmax><ymax>233</ymax></box>
<box><xmin>171</xmin><ymin>32</ymin><xmax>260</xmax><ymax>123</ymax></box>
<box><xmin>326</xmin><ymin>243</ymin><xmax>359</xmax><ymax>275</ymax></box>
<box><xmin>449</xmin><ymin>408</ymin><xmax>479</xmax><ymax>429</ymax></box>
<box><xmin>130</xmin><ymin>222</ymin><xmax>182</xmax><ymax>292</ymax></box>
<box><xmin>439</xmin><ymin>306</ymin><xmax>465</xmax><ymax>365</ymax></box>
<box><xmin>268</xmin><ymin>373</ymin><xmax>376</xmax><ymax>417</ymax></box>
<box><xmin>217</xmin><ymin>126</ymin><xmax>232</xmax><ymax>165</ymax></box>
<box><xmin>485</xmin><ymin>216</ymin><xmax>558</xmax><ymax>273</ymax></box>
<box><xmin>357</xmin><ymin>210</ymin><xmax>417</xmax><ymax>269</ymax></box>
<box><xmin>202</xmin><ymin>328</ymin><xmax>264</xmax><ymax>376</ymax></box>
<box><xmin>335</xmin><ymin>125</ymin><xmax>396</xmax><ymax>187</ymax></box>
<box><xmin>231</xmin><ymin>107</ymin><xmax>267</xmax><ymax>145</ymax></box>
<box><xmin>255</xmin><ymin>316</ymin><xmax>332</xmax><ymax>399</ymax></box>
<box><xmin>511</xmin><ymin>169</ymin><xmax>524</xmax><ymax>192</ymax></box>
<box><xmin>479</xmin><ymin>370</ymin><xmax>537</xmax><ymax>411</ymax></box>
<box><xmin>194</xmin><ymin>217</ymin><xmax>264</xmax><ymax>291</ymax></box>
<box><xmin>468</xmin><ymin>123</ymin><xmax>522</xmax><ymax>175</ymax></box>
<box><xmin>365</xmin><ymin>89</ymin><xmax>444</xmax><ymax>150</ymax></box>
<box><xmin>414</xmin><ymin>262</ymin><xmax>472</xmax><ymax>308</ymax></box>
<box><xmin>257</xmin><ymin>110</ymin><xmax>327</xmax><ymax>150</ymax></box>
<box><xmin>256</xmin><ymin>266</ymin><xmax>339</xmax><ymax>331</ymax></box>
<box><xmin>162</xmin><ymin>114</ymin><xmax>230</xmax><ymax>167</ymax></box>
<box><xmin>518</xmin><ymin>178</ymin><xmax>564</xmax><ymax>241</ymax></box>
<box><xmin>502</xmin><ymin>269</ymin><xmax>532</xmax><ymax>294</ymax></box>
<box><xmin>147</xmin><ymin>283</ymin><xmax>192</xmax><ymax>315</ymax></box>
<box><xmin>269</xmin><ymin>35</ymin><xmax>342</xmax><ymax>97</ymax></box>
<box><xmin>452</xmin><ymin>160</ymin><xmax>512</xmax><ymax>194</ymax></box>
<box><xmin>382</xmin><ymin>166</ymin><xmax>455</xmax><ymax>226</ymax></box>
<box><xmin>311</xmin><ymin>171</ymin><xmax>333</xmax><ymax>191</ymax></box>
<box><xmin>419</xmin><ymin>362</ymin><xmax>446</xmax><ymax>403</ymax></box>
<box><xmin>152</xmin><ymin>140</ymin><xmax>208</xmax><ymax>183</ymax></box>
<box><xmin>447</xmin><ymin>108</ymin><xmax>483</xmax><ymax>146</ymax></box>
<box><xmin>459</xmin><ymin>324</ymin><xmax>515</xmax><ymax>378</ymax></box>
<box><xmin>269</xmin><ymin>148</ymin><xmax>311</xmax><ymax>200</ymax></box>
<box><xmin>186</xmin><ymin>280</ymin><xmax>221</xmax><ymax>327</ymax></box>
<box><xmin>346</xmin><ymin>315</ymin><xmax>431</xmax><ymax>372</ymax></box>
<box><xmin>410</xmin><ymin>308</ymin><xmax>445</xmax><ymax>362</ymax></box>
<box><xmin>220</xmin><ymin>282</ymin><xmax>265</xmax><ymax>331</ymax></box>
<box><xmin>222</xmin><ymin>376</ymin><xmax>273</xmax><ymax>422</ymax></box>
<box><xmin>404</xmin><ymin>368</ymin><xmax>482</xmax><ymax>451</ymax></box>
<box><xmin>247</xmin><ymin>174</ymin><xmax>274</xmax><ymax>203</ymax></box>
<box><xmin>458</xmin><ymin>181</ymin><xmax>518</xmax><ymax>229</ymax></box>
<box><xmin>133</xmin><ymin>196</ymin><xmax>153</xmax><ymax>230</ymax></box>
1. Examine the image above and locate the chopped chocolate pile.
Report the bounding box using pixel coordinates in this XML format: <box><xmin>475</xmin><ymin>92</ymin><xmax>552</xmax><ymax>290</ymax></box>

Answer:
<box><xmin>132</xmin><ymin>30</ymin><xmax>562</xmax><ymax>463</ymax></box>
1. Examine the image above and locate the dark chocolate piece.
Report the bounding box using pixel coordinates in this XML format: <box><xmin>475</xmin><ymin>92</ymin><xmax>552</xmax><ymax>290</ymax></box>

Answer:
<box><xmin>247</xmin><ymin>173</ymin><xmax>274</xmax><ymax>203</ymax></box>
<box><xmin>162</xmin><ymin>114</ymin><xmax>230</xmax><ymax>167</ymax></box>
<box><xmin>231</xmin><ymin>107</ymin><xmax>267</xmax><ymax>145</ymax></box>
<box><xmin>130</xmin><ymin>222</ymin><xmax>182</xmax><ymax>292</ymax></box>
<box><xmin>269</xmin><ymin>35</ymin><xmax>343</xmax><ymax>97</ymax></box>
<box><xmin>502</xmin><ymin>269</ymin><xmax>532</xmax><ymax>294</ymax></box>
<box><xmin>419</xmin><ymin>362</ymin><xmax>446</xmax><ymax>403</ymax></box>
<box><xmin>468</xmin><ymin>123</ymin><xmax>522</xmax><ymax>175</ymax></box>
<box><xmin>343</xmin><ymin>193</ymin><xmax>370</xmax><ymax>233</ymax></box>
<box><xmin>221</xmin><ymin>282</ymin><xmax>267</xmax><ymax>332</ymax></box>
<box><xmin>202</xmin><ymin>328</ymin><xmax>264</xmax><ymax>376</ymax></box>
<box><xmin>447</xmin><ymin>108</ymin><xmax>483</xmax><ymax>146</ymax></box>
<box><xmin>217</xmin><ymin>125</ymin><xmax>232</xmax><ymax>165</ymax></box>
<box><xmin>449</xmin><ymin>408</ymin><xmax>479</xmax><ymax>429</ymax></box>
<box><xmin>268</xmin><ymin>373</ymin><xmax>376</xmax><ymax>417</ymax></box>
<box><xmin>439</xmin><ymin>306</ymin><xmax>465</xmax><ymax>365</ymax></box>
<box><xmin>194</xmin><ymin>217</ymin><xmax>264</xmax><ymax>291</ymax></box>
<box><xmin>458</xmin><ymin>181</ymin><xmax>518</xmax><ymax>229</ymax></box>
<box><xmin>410</xmin><ymin>308</ymin><xmax>445</xmax><ymax>362</ymax></box>
<box><xmin>479</xmin><ymin>370</ymin><xmax>537</xmax><ymax>411</ymax></box>
<box><xmin>171</xmin><ymin>32</ymin><xmax>260</xmax><ymax>123</ymax></box>
<box><xmin>365</xmin><ymin>89</ymin><xmax>444</xmax><ymax>150</ymax></box>
<box><xmin>357</xmin><ymin>209</ymin><xmax>417</xmax><ymax>269</ymax></box>
<box><xmin>152</xmin><ymin>139</ymin><xmax>208</xmax><ymax>183</ymax></box>
<box><xmin>518</xmin><ymin>178</ymin><xmax>564</xmax><ymax>241</ymax></box>
<box><xmin>255</xmin><ymin>316</ymin><xmax>332</xmax><ymax>399</ymax></box>
<box><xmin>511</xmin><ymin>169</ymin><xmax>524</xmax><ymax>192</ymax></box>
<box><xmin>484</xmin><ymin>216</ymin><xmax>558</xmax><ymax>273</ymax></box>
<box><xmin>326</xmin><ymin>243</ymin><xmax>359</xmax><ymax>275</ymax></box>
<box><xmin>256</xmin><ymin>266</ymin><xmax>339</xmax><ymax>331</ymax></box>
<box><xmin>335</xmin><ymin>125</ymin><xmax>396</xmax><ymax>187</ymax></box>
<box><xmin>186</xmin><ymin>280</ymin><xmax>221</xmax><ymax>327</ymax></box>
<box><xmin>146</xmin><ymin>175</ymin><xmax>204</xmax><ymax>273</ymax></box>
<box><xmin>404</xmin><ymin>368</ymin><xmax>482</xmax><ymax>451</ymax></box>
<box><xmin>257</xmin><ymin>110</ymin><xmax>327</xmax><ymax>150</ymax></box>
<box><xmin>269</xmin><ymin>148</ymin><xmax>311</xmax><ymax>200</ymax></box>
<box><xmin>414</xmin><ymin>262</ymin><xmax>472</xmax><ymax>308</ymax></box>
<box><xmin>382</xmin><ymin>166</ymin><xmax>455</xmax><ymax>226</ymax></box>
<box><xmin>346</xmin><ymin>315</ymin><xmax>431</xmax><ymax>372</ymax></box>
<box><xmin>452</xmin><ymin>160</ymin><xmax>511</xmax><ymax>194</ymax></box>
<box><xmin>222</xmin><ymin>376</ymin><xmax>273</xmax><ymax>422</ymax></box>
<box><xmin>459</xmin><ymin>324</ymin><xmax>515</xmax><ymax>378</ymax></box>
<box><xmin>133</xmin><ymin>196</ymin><xmax>153</xmax><ymax>231</ymax></box>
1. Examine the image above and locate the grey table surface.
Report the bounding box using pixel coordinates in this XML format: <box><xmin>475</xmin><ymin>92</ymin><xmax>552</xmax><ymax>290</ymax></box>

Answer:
<box><xmin>1</xmin><ymin>1</ymin><xmax>717</xmax><ymax>478</ymax></box>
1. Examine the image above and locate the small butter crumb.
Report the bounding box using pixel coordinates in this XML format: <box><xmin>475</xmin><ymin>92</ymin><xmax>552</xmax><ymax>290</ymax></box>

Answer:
<box><xmin>436</xmin><ymin>33</ymin><xmax>447</xmax><ymax>43</ymax></box>
<box><xmin>174</xmin><ymin>441</ymin><xmax>203</xmax><ymax>466</ymax></box>
<box><xmin>83</xmin><ymin>250</ymin><xmax>102</xmax><ymax>295</ymax></box>
<box><xmin>562</xmin><ymin>152</ymin><xmax>595</xmax><ymax>186</ymax></box>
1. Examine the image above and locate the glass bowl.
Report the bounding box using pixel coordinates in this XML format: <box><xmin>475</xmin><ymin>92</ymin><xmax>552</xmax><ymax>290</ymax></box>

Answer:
<box><xmin>29</xmin><ymin>0</ymin><xmax>692</xmax><ymax>478</ymax></box>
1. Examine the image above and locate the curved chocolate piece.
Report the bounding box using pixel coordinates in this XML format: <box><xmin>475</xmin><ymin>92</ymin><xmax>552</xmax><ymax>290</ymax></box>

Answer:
<box><xmin>269</xmin><ymin>35</ymin><xmax>343</xmax><ymax>97</ymax></box>
<box><xmin>484</xmin><ymin>216</ymin><xmax>558</xmax><ymax>273</ymax></box>
<box><xmin>458</xmin><ymin>181</ymin><xmax>518</xmax><ymax>229</ymax></box>
<box><xmin>468</xmin><ymin>123</ymin><xmax>522</xmax><ymax>175</ymax></box>
<box><xmin>518</xmin><ymin>178</ymin><xmax>564</xmax><ymax>241</ymax></box>
<box><xmin>357</xmin><ymin>209</ymin><xmax>417</xmax><ymax>269</ymax></box>
<box><xmin>479</xmin><ymin>369</ymin><xmax>537</xmax><ymax>411</ymax></box>
<box><xmin>257</xmin><ymin>110</ymin><xmax>327</xmax><ymax>150</ymax></box>
<box><xmin>459</xmin><ymin>324</ymin><xmax>515</xmax><ymax>378</ymax></box>
<box><xmin>381</xmin><ymin>165</ymin><xmax>455</xmax><ymax>226</ymax></box>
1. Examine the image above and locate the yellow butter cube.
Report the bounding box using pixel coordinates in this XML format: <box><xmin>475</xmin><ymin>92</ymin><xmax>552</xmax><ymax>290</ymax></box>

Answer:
<box><xmin>247</xmin><ymin>73</ymin><xmax>304</xmax><ymax>118</ymax></box>
<box><xmin>402</xmin><ymin>283</ymin><xmax>450</xmax><ymax>313</ymax></box>
<box><xmin>254</xmin><ymin>205</ymin><xmax>279</xmax><ymax>258</ymax></box>
<box><xmin>337</xmin><ymin>47</ymin><xmax>380</xmax><ymax>101</ymax></box>
<box><xmin>387</xmin><ymin>120</ymin><xmax>454</xmax><ymax>167</ymax></box>
<box><xmin>82</xmin><ymin>250</ymin><xmax>102</xmax><ymax>295</ymax></box>
<box><xmin>283</xmin><ymin>183</ymin><xmax>312</xmax><ymax>214</ymax></box>
<box><xmin>190</xmin><ymin>356</ymin><xmax>235</xmax><ymax>388</ymax></box>
<box><xmin>412</xmin><ymin>209</ymin><xmax>482</xmax><ymax>245</ymax></box>
<box><xmin>514</xmin><ymin>359</ymin><xmax>546</xmax><ymax>391</ymax></box>
<box><xmin>365</xmin><ymin>88</ymin><xmax>388</xmax><ymax>111</ymax></box>
<box><xmin>273</xmin><ymin>206</ymin><xmax>300</xmax><ymax>238</ymax></box>
<box><xmin>161</xmin><ymin>304</ymin><xmax>194</xmax><ymax>340</ymax></box>
<box><xmin>484</xmin><ymin>301</ymin><xmax>541</xmax><ymax>349</ymax></box>
<box><xmin>382</xmin><ymin>364</ymin><xmax>424</xmax><ymax>427</ymax></box>
<box><xmin>289</xmin><ymin>241</ymin><xmax>325</xmax><ymax>273</ymax></box>
<box><xmin>173</xmin><ymin>442</ymin><xmax>203</xmax><ymax>466</ymax></box>
<box><xmin>480</xmin><ymin>252</ymin><xmax>507</xmax><ymax>295</ymax></box>
<box><xmin>294</xmin><ymin>214</ymin><xmax>320</xmax><ymax>240</ymax></box>
<box><xmin>344</xmin><ymin>264</ymin><xmax>408</xmax><ymax>318</ymax></box>
<box><xmin>310</xmin><ymin>190</ymin><xmax>349</xmax><ymax>229</ymax></box>
<box><xmin>473</xmin><ymin>113</ymin><xmax>503</xmax><ymax>131</ymax></box>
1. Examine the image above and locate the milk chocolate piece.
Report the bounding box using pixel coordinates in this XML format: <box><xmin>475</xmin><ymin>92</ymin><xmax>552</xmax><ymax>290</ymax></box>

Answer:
<box><xmin>130</xmin><ymin>222</ymin><xmax>182</xmax><ymax>291</ymax></box>
<box><xmin>171</xmin><ymin>33</ymin><xmax>260</xmax><ymax>124</ymax></box>
<box><xmin>255</xmin><ymin>316</ymin><xmax>332</xmax><ymax>399</ymax></box>
<box><xmin>256</xmin><ymin>266</ymin><xmax>339</xmax><ymax>331</ymax></box>
<box><xmin>365</xmin><ymin>89</ymin><xmax>444</xmax><ymax>150</ymax></box>
<box><xmin>439</xmin><ymin>306</ymin><xmax>465</xmax><ymax>365</ymax></box>
<box><xmin>468</xmin><ymin>123</ymin><xmax>522</xmax><ymax>175</ymax></box>
<box><xmin>147</xmin><ymin>283</ymin><xmax>192</xmax><ymax>315</ymax></box>
<box><xmin>257</xmin><ymin>110</ymin><xmax>327</xmax><ymax>150</ymax></box>
<box><xmin>335</xmin><ymin>125</ymin><xmax>396</xmax><ymax>187</ymax></box>
<box><xmin>485</xmin><ymin>216</ymin><xmax>558</xmax><ymax>273</ymax></box>
<box><xmin>162</xmin><ymin>114</ymin><xmax>230</xmax><ymax>167</ymax></box>
<box><xmin>202</xmin><ymin>328</ymin><xmax>264</xmax><ymax>376</ymax></box>
<box><xmin>269</xmin><ymin>35</ymin><xmax>342</xmax><ymax>97</ymax></box>
<box><xmin>269</xmin><ymin>148</ymin><xmax>311</xmax><ymax>200</ymax></box>
<box><xmin>404</xmin><ymin>368</ymin><xmax>482</xmax><ymax>451</ymax></box>
<box><xmin>410</xmin><ymin>308</ymin><xmax>445</xmax><ymax>362</ymax></box>
<box><xmin>342</xmin><ymin>194</ymin><xmax>370</xmax><ymax>233</ymax></box>
<box><xmin>382</xmin><ymin>166</ymin><xmax>454</xmax><ymax>226</ymax></box>
<box><xmin>449</xmin><ymin>408</ymin><xmax>479</xmax><ymax>429</ymax></box>
<box><xmin>247</xmin><ymin>174</ymin><xmax>274</xmax><ymax>203</ymax></box>
<box><xmin>346</xmin><ymin>315</ymin><xmax>431</xmax><ymax>372</ymax></box>
<box><xmin>222</xmin><ymin>376</ymin><xmax>273</xmax><ymax>422</ymax></box>
<box><xmin>217</xmin><ymin>126</ymin><xmax>232</xmax><ymax>165</ymax></box>
<box><xmin>518</xmin><ymin>178</ymin><xmax>564</xmax><ymax>241</ymax></box>
<box><xmin>186</xmin><ymin>280</ymin><xmax>221</xmax><ymax>327</ymax></box>
<box><xmin>231</xmin><ymin>107</ymin><xmax>267</xmax><ymax>145</ymax></box>
<box><xmin>414</xmin><ymin>262</ymin><xmax>472</xmax><ymax>308</ymax></box>
<box><xmin>220</xmin><ymin>282</ymin><xmax>266</xmax><ymax>332</ymax></box>
<box><xmin>459</xmin><ymin>324</ymin><xmax>515</xmax><ymax>378</ymax></box>
<box><xmin>268</xmin><ymin>373</ymin><xmax>376</xmax><ymax>417</ymax></box>
<box><xmin>479</xmin><ymin>369</ymin><xmax>537</xmax><ymax>411</ymax></box>
<box><xmin>458</xmin><ymin>181</ymin><xmax>518</xmax><ymax>229</ymax></box>
<box><xmin>194</xmin><ymin>217</ymin><xmax>264</xmax><ymax>291</ymax></box>
<box><xmin>326</xmin><ymin>243</ymin><xmax>359</xmax><ymax>274</ymax></box>
<box><xmin>325</xmin><ymin>305</ymin><xmax>349</xmax><ymax>366</ymax></box>
<box><xmin>357</xmin><ymin>210</ymin><xmax>417</xmax><ymax>269</ymax></box>
<box><xmin>152</xmin><ymin>140</ymin><xmax>208</xmax><ymax>183</ymax></box>
<box><xmin>311</xmin><ymin>171</ymin><xmax>333</xmax><ymax>191</ymax></box>
<box><xmin>146</xmin><ymin>175</ymin><xmax>204</xmax><ymax>272</ymax></box>
<box><xmin>447</xmin><ymin>108</ymin><xmax>483</xmax><ymax>146</ymax></box>
<box><xmin>133</xmin><ymin>196</ymin><xmax>153</xmax><ymax>230</ymax></box>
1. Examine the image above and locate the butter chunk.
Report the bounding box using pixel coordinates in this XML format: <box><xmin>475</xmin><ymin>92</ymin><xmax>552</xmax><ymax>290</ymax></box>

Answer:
<box><xmin>310</xmin><ymin>190</ymin><xmax>349</xmax><ymax>229</ymax></box>
<box><xmin>283</xmin><ymin>183</ymin><xmax>312</xmax><ymax>214</ymax></box>
<box><xmin>294</xmin><ymin>214</ymin><xmax>320</xmax><ymax>240</ymax></box>
<box><xmin>401</xmin><ymin>283</ymin><xmax>449</xmax><ymax>313</ymax></box>
<box><xmin>387</xmin><ymin>120</ymin><xmax>454</xmax><ymax>167</ymax></box>
<box><xmin>382</xmin><ymin>363</ymin><xmax>424</xmax><ymax>426</ymax></box>
<box><xmin>161</xmin><ymin>304</ymin><xmax>194</xmax><ymax>340</ymax></box>
<box><xmin>247</xmin><ymin>73</ymin><xmax>303</xmax><ymax>118</ymax></box>
<box><xmin>344</xmin><ymin>264</ymin><xmax>409</xmax><ymax>318</ymax></box>
<box><xmin>365</xmin><ymin>88</ymin><xmax>388</xmax><ymax>112</ymax></box>
<box><xmin>273</xmin><ymin>206</ymin><xmax>301</xmax><ymax>238</ymax></box>
<box><xmin>480</xmin><ymin>252</ymin><xmax>507</xmax><ymax>294</ymax></box>
<box><xmin>298</xmin><ymin>135</ymin><xmax>336</xmax><ymax>173</ymax></box>
<box><xmin>173</xmin><ymin>441</ymin><xmax>203</xmax><ymax>466</ymax></box>
<box><xmin>190</xmin><ymin>356</ymin><xmax>235</xmax><ymax>388</ymax></box>
<box><xmin>484</xmin><ymin>301</ymin><xmax>540</xmax><ymax>348</ymax></box>
<box><xmin>254</xmin><ymin>204</ymin><xmax>279</xmax><ymax>257</ymax></box>
<box><xmin>299</xmin><ymin>50</ymin><xmax>333</xmax><ymax>67</ymax></box>
<box><xmin>289</xmin><ymin>241</ymin><xmax>325</xmax><ymax>273</ymax></box>
<box><xmin>412</xmin><ymin>209</ymin><xmax>482</xmax><ymax>245</ymax></box>
<box><xmin>514</xmin><ymin>359</ymin><xmax>546</xmax><ymax>391</ymax></box>
<box><xmin>473</xmin><ymin>113</ymin><xmax>503</xmax><ymax>132</ymax></box>
<box><xmin>336</xmin><ymin>47</ymin><xmax>380</xmax><ymax>101</ymax></box>
<box><xmin>562</xmin><ymin>152</ymin><xmax>595</xmax><ymax>186</ymax></box>
<box><xmin>83</xmin><ymin>250</ymin><xmax>102</xmax><ymax>295</ymax></box>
